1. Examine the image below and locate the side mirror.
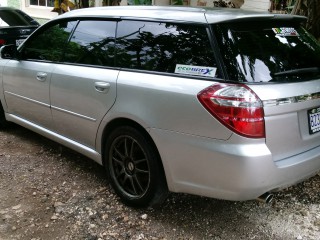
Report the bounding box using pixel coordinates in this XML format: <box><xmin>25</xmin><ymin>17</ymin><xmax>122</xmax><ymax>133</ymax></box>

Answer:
<box><xmin>0</xmin><ymin>44</ymin><xmax>19</xmax><ymax>59</ymax></box>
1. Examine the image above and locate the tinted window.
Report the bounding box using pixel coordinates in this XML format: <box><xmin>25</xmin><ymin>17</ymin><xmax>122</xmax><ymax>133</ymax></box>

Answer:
<box><xmin>214</xmin><ymin>21</ymin><xmax>320</xmax><ymax>82</ymax></box>
<box><xmin>21</xmin><ymin>21</ymin><xmax>76</xmax><ymax>62</ymax></box>
<box><xmin>116</xmin><ymin>21</ymin><xmax>218</xmax><ymax>77</ymax></box>
<box><xmin>0</xmin><ymin>9</ymin><xmax>38</xmax><ymax>26</ymax></box>
<box><xmin>63</xmin><ymin>20</ymin><xmax>117</xmax><ymax>67</ymax></box>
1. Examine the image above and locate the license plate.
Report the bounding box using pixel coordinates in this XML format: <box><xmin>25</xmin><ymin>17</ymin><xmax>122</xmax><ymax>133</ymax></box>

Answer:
<box><xmin>308</xmin><ymin>107</ymin><xmax>320</xmax><ymax>135</ymax></box>
<box><xmin>16</xmin><ymin>39</ymin><xmax>25</xmax><ymax>46</ymax></box>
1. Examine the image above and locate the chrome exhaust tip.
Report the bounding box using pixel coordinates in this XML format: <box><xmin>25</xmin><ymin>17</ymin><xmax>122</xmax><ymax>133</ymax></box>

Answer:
<box><xmin>256</xmin><ymin>192</ymin><xmax>273</xmax><ymax>204</ymax></box>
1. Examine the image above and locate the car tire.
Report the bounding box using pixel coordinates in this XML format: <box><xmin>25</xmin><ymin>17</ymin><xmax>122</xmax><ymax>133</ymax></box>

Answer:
<box><xmin>105</xmin><ymin>125</ymin><xmax>168</xmax><ymax>208</ymax></box>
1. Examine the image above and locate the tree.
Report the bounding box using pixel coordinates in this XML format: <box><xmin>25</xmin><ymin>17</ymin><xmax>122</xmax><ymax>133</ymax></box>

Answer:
<box><xmin>291</xmin><ymin>0</ymin><xmax>320</xmax><ymax>40</ymax></box>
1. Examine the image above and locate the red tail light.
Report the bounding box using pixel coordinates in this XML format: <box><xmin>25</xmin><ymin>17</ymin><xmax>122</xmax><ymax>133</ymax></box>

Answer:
<box><xmin>197</xmin><ymin>83</ymin><xmax>265</xmax><ymax>138</ymax></box>
<box><xmin>0</xmin><ymin>39</ymin><xmax>6</xmax><ymax>45</ymax></box>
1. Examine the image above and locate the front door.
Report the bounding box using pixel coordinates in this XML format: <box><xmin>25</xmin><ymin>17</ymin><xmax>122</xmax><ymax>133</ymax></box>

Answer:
<box><xmin>2</xmin><ymin>20</ymin><xmax>78</xmax><ymax>130</ymax></box>
<box><xmin>2</xmin><ymin>60</ymin><xmax>53</xmax><ymax>128</ymax></box>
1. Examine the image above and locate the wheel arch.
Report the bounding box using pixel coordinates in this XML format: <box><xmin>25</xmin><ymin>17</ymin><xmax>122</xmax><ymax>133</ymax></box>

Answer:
<box><xmin>101</xmin><ymin>117</ymin><xmax>170</xmax><ymax>207</ymax></box>
<box><xmin>100</xmin><ymin>118</ymin><xmax>166</xmax><ymax>175</ymax></box>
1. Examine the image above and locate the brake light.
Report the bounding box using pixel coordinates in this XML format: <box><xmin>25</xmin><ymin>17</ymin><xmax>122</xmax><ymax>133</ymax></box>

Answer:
<box><xmin>0</xmin><ymin>39</ymin><xmax>6</xmax><ymax>45</ymax></box>
<box><xmin>197</xmin><ymin>83</ymin><xmax>265</xmax><ymax>138</ymax></box>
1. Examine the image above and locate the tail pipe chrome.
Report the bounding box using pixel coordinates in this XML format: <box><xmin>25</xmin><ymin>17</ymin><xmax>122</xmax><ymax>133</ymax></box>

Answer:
<box><xmin>256</xmin><ymin>192</ymin><xmax>274</xmax><ymax>204</ymax></box>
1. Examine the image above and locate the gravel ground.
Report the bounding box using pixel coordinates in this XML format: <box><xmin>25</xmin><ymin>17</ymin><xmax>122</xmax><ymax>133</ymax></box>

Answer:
<box><xmin>0</xmin><ymin>125</ymin><xmax>319</xmax><ymax>240</ymax></box>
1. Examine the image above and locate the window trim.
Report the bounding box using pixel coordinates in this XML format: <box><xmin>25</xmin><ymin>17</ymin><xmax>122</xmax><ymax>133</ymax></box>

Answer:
<box><xmin>18</xmin><ymin>17</ymin><xmax>224</xmax><ymax>81</ymax></box>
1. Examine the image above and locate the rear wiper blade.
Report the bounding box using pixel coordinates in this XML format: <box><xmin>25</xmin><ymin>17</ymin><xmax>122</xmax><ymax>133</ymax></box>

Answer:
<box><xmin>273</xmin><ymin>67</ymin><xmax>320</xmax><ymax>76</ymax></box>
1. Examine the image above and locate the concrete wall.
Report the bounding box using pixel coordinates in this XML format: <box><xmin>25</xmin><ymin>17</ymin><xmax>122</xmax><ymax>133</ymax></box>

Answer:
<box><xmin>241</xmin><ymin>0</ymin><xmax>270</xmax><ymax>11</ymax></box>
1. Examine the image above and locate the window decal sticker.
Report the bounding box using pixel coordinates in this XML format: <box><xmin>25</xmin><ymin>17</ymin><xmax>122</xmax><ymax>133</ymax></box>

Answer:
<box><xmin>175</xmin><ymin>64</ymin><xmax>217</xmax><ymax>77</ymax></box>
<box><xmin>272</xmin><ymin>28</ymin><xmax>299</xmax><ymax>36</ymax></box>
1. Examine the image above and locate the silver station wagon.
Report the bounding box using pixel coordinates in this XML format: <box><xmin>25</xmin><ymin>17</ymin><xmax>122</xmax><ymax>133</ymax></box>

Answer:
<box><xmin>0</xmin><ymin>6</ymin><xmax>320</xmax><ymax>207</ymax></box>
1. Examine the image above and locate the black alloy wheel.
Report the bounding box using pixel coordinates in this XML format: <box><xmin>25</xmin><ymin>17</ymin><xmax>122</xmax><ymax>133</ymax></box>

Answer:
<box><xmin>111</xmin><ymin>134</ymin><xmax>150</xmax><ymax>197</ymax></box>
<box><xmin>105</xmin><ymin>126</ymin><xmax>168</xmax><ymax>208</ymax></box>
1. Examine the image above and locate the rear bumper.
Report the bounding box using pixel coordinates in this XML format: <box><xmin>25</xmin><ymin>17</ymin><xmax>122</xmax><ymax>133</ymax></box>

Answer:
<box><xmin>150</xmin><ymin>128</ymin><xmax>320</xmax><ymax>201</ymax></box>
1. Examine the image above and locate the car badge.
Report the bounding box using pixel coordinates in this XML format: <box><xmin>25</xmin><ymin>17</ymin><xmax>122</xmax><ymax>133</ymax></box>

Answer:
<box><xmin>19</xmin><ymin>29</ymin><xmax>28</xmax><ymax>34</ymax></box>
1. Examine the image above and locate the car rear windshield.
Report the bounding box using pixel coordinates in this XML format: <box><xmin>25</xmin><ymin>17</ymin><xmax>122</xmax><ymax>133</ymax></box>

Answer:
<box><xmin>213</xmin><ymin>20</ymin><xmax>320</xmax><ymax>83</ymax></box>
<box><xmin>0</xmin><ymin>9</ymin><xmax>38</xmax><ymax>27</ymax></box>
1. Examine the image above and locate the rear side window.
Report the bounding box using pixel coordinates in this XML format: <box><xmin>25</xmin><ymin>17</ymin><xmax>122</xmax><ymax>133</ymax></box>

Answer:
<box><xmin>63</xmin><ymin>20</ymin><xmax>117</xmax><ymax>67</ymax></box>
<box><xmin>214</xmin><ymin>21</ymin><xmax>320</xmax><ymax>83</ymax></box>
<box><xmin>116</xmin><ymin>20</ymin><xmax>218</xmax><ymax>78</ymax></box>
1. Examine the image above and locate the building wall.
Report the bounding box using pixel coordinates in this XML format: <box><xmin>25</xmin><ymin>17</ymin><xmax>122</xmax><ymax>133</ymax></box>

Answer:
<box><xmin>241</xmin><ymin>0</ymin><xmax>270</xmax><ymax>11</ymax></box>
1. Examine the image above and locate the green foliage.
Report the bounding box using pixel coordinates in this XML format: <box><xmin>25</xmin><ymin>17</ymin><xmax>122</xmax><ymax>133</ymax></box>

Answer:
<box><xmin>127</xmin><ymin>0</ymin><xmax>152</xmax><ymax>5</ymax></box>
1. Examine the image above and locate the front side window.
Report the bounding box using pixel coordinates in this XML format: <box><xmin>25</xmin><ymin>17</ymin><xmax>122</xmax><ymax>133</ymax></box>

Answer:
<box><xmin>63</xmin><ymin>20</ymin><xmax>117</xmax><ymax>67</ymax></box>
<box><xmin>116</xmin><ymin>21</ymin><xmax>218</xmax><ymax>78</ymax></box>
<box><xmin>214</xmin><ymin>20</ymin><xmax>320</xmax><ymax>83</ymax></box>
<box><xmin>21</xmin><ymin>21</ymin><xmax>77</xmax><ymax>62</ymax></box>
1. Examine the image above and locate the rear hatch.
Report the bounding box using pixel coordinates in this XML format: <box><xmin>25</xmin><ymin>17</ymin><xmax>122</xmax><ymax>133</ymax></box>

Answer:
<box><xmin>0</xmin><ymin>8</ymin><xmax>39</xmax><ymax>47</ymax></box>
<box><xmin>212</xmin><ymin>17</ymin><xmax>320</xmax><ymax>161</ymax></box>
<box><xmin>0</xmin><ymin>26</ymin><xmax>38</xmax><ymax>46</ymax></box>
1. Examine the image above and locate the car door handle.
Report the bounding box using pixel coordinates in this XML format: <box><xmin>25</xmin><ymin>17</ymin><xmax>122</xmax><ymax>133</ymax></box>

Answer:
<box><xmin>94</xmin><ymin>82</ymin><xmax>110</xmax><ymax>93</ymax></box>
<box><xmin>36</xmin><ymin>72</ymin><xmax>47</xmax><ymax>82</ymax></box>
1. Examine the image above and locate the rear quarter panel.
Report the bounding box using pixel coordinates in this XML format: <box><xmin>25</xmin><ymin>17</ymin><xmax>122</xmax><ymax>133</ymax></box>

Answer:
<box><xmin>100</xmin><ymin>71</ymin><xmax>233</xmax><ymax>139</ymax></box>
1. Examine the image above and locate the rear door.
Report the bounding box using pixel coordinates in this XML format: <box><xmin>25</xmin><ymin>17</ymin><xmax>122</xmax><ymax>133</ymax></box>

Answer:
<box><xmin>50</xmin><ymin>20</ymin><xmax>118</xmax><ymax>149</ymax></box>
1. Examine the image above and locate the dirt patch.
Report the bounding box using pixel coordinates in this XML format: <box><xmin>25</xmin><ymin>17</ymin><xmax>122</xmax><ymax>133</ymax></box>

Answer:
<box><xmin>0</xmin><ymin>125</ymin><xmax>319</xmax><ymax>240</ymax></box>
